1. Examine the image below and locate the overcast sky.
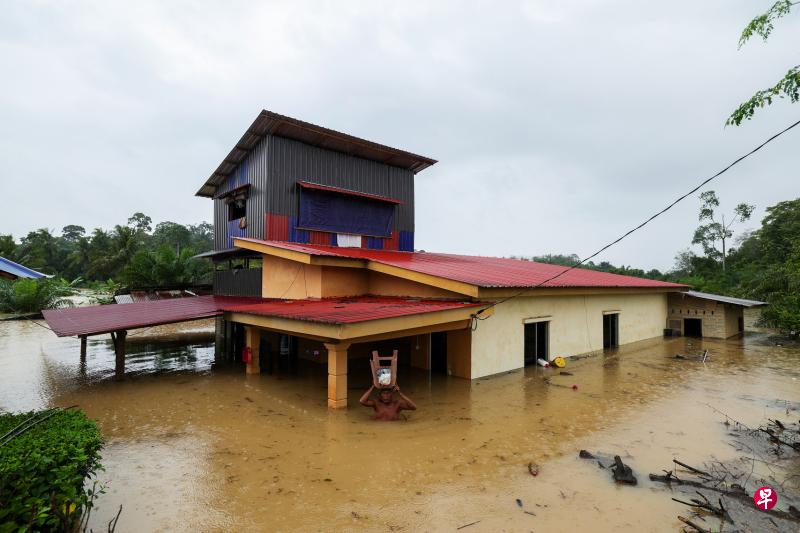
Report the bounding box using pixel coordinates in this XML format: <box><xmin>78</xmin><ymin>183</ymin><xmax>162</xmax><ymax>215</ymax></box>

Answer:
<box><xmin>1</xmin><ymin>1</ymin><xmax>797</xmax><ymax>270</ymax></box>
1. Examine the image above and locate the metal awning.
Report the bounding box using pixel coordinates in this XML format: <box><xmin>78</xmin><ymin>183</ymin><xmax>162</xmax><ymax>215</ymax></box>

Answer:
<box><xmin>683</xmin><ymin>291</ymin><xmax>767</xmax><ymax>308</ymax></box>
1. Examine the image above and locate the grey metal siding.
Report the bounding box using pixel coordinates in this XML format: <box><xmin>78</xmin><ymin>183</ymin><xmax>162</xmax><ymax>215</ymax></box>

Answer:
<box><xmin>213</xmin><ymin>136</ymin><xmax>270</xmax><ymax>250</ymax></box>
<box><xmin>213</xmin><ymin>269</ymin><xmax>262</xmax><ymax>296</ymax></box>
<box><xmin>212</xmin><ymin>133</ymin><xmax>415</xmax><ymax>250</ymax></box>
<box><xmin>267</xmin><ymin>135</ymin><xmax>414</xmax><ymax>231</ymax></box>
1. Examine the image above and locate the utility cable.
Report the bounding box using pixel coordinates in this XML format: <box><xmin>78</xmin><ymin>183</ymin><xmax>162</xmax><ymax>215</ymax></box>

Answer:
<box><xmin>474</xmin><ymin>117</ymin><xmax>800</xmax><ymax>320</ymax></box>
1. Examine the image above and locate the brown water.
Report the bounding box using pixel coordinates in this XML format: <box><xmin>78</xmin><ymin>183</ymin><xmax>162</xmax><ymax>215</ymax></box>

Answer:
<box><xmin>1</xmin><ymin>319</ymin><xmax>798</xmax><ymax>532</ymax></box>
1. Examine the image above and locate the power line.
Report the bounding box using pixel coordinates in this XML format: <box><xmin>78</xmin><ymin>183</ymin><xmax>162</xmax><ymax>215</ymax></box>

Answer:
<box><xmin>474</xmin><ymin>117</ymin><xmax>800</xmax><ymax>319</ymax></box>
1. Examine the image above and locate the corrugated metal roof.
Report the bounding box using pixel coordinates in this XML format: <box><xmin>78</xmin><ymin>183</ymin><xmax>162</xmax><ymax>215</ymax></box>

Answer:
<box><xmin>43</xmin><ymin>295</ymin><xmax>259</xmax><ymax>337</ymax></box>
<box><xmin>197</xmin><ymin>110</ymin><xmax>437</xmax><ymax>198</ymax></box>
<box><xmin>0</xmin><ymin>256</ymin><xmax>49</xmax><ymax>279</ymax></box>
<box><xmin>236</xmin><ymin>238</ymin><xmax>688</xmax><ymax>290</ymax></box>
<box><xmin>297</xmin><ymin>180</ymin><xmax>403</xmax><ymax>204</ymax></box>
<box><xmin>684</xmin><ymin>290</ymin><xmax>767</xmax><ymax>307</ymax></box>
<box><xmin>43</xmin><ymin>295</ymin><xmax>479</xmax><ymax>337</ymax></box>
<box><xmin>225</xmin><ymin>297</ymin><xmax>481</xmax><ymax>324</ymax></box>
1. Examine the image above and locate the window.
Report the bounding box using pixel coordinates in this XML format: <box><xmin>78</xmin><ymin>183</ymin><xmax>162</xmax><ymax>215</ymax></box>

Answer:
<box><xmin>297</xmin><ymin>183</ymin><xmax>396</xmax><ymax>237</ymax></box>
<box><xmin>228</xmin><ymin>199</ymin><xmax>246</xmax><ymax>221</ymax></box>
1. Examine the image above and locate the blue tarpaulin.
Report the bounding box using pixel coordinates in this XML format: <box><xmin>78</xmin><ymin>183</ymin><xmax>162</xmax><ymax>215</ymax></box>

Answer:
<box><xmin>298</xmin><ymin>188</ymin><xmax>394</xmax><ymax>238</ymax></box>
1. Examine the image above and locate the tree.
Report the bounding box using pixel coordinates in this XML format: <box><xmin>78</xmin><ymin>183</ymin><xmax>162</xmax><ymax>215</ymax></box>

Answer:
<box><xmin>122</xmin><ymin>245</ymin><xmax>211</xmax><ymax>288</ymax></box>
<box><xmin>151</xmin><ymin>221</ymin><xmax>192</xmax><ymax>254</ymax></box>
<box><xmin>127</xmin><ymin>212</ymin><xmax>152</xmax><ymax>234</ymax></box>
<box><xmin>728</xmin><ymin>0</ymin><xmax>799</xmax><ymax>125</ymax></box>
<box><xmin>691</xmin><ymin>191</ymin><xmax>754</xmax><ymax>272</ymax></box>
<box><xmin>0</xmin><ymin>235</ymin><xmax>16</xmax><ymax>259</ymax></box>
<box><xmin>61</xmin><ymin>225</ymin><xmax>86</xmax><ymax>242</ymax></box>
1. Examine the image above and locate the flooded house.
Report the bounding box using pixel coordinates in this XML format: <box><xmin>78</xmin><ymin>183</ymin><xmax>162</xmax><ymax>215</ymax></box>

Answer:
<box><xmin>188</xmin><ymin>110</ymin><xmax>691</xmax><ymax>407</ymax></box>
<box><xmin>48</xmin><ymin>110</ymin><xmax>754</xmax><ymax>409</ymax></box>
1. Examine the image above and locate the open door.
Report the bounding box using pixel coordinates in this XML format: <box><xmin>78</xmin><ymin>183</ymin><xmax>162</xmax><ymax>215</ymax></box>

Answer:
<box><xmin>603</xmin><ymin>313</ymin><xmax>619</xmax><ymax>349</ymax></box>
<box><xmin>524</xmin><ymin>321</ymin><xmax>548</xmax><ymax>366</ymax></box>
<box><xmin>430</xmin><ymin>332</ymin><xmax>448</xmax><ymax>374</ymax></box>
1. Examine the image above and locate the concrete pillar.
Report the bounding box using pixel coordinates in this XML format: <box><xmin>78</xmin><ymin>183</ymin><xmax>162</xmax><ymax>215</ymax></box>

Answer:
<box><xmin>324</xmin><ymin>342</ymin><xmax>351</xmax><ymax>409</ymax></box>
<box><xmin>245</xmin><ymin>326</ymin><xmax>261</xmax><ymax>375</ymax></box>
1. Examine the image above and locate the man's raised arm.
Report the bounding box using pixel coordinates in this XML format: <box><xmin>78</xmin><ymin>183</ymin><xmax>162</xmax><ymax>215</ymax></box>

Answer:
<box><xmin>359</xmin><ymin>384</ymin><xmax>376</xmax><ymax>407</ymax></box>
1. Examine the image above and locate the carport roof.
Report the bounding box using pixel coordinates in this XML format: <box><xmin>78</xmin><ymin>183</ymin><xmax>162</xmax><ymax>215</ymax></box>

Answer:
<box><xmin>42</xmin><ymin>295</ymin><xmax>481</xmax><ymax>337</ymax></box>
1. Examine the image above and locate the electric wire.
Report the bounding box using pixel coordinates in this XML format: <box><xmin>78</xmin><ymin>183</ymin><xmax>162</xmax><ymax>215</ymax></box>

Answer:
<box><xmin>474</xmin><ymin>117</ymin><xmax>800</xmax><ymax>321</ymax></box>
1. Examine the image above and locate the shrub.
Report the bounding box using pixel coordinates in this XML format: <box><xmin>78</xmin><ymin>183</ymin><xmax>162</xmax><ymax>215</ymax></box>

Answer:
<box><xmin>0</xmin><ymin>409</ymin><xmax>104</xmax><ymax>532</ymax></box>
<box><xmin>0</xmin><ymin>278</ymin><xmax>76</xmax><ymax>314</ymax></box>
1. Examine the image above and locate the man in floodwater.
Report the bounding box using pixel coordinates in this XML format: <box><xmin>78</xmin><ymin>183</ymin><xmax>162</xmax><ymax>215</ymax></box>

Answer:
<box><xmin>359</xmin><ymin>384</ymin><xmax>417</xmax><ymax>421</ymax></box>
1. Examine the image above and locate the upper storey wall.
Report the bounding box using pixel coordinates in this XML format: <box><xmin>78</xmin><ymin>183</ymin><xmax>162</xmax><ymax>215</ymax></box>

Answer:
<box><xmin>213</xmin><ymin>135</ymin><xmax>416</xmax><ymax>252</ymax></box>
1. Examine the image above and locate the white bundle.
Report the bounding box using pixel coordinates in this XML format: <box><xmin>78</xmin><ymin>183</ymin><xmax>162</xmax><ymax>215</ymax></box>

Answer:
<box><xmin>377</xmin><ymin>368</ymin><xmax>392</xmax><ymax>386</ymax></box>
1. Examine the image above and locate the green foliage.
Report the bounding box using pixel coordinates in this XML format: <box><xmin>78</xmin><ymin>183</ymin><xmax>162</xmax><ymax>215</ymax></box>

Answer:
<box><xmin>122</xmin><ymin>246</ymin><xmax>212</xmax><ymax>289</ymax></box>
<box><xmin>0</xmin><ymin>278</ymin><xmax>76</xmax><ymax>314</ymax></box>
<box><xmin>727</xmin><ymin>66</ymin><xmax>800</xmax><ymax>126</ymax></box>
<box><xmin>2</xmin><ymin>214</ymin><xmax>214</xmax><ymax>290</ymax></box>
<box><xmin>738</xmin><ymin>0</ymin><xmax>794</xmax><ymax>47</ymax></box>
<box><xmin>0</xmin><ymin>409</ymin><xmax>104</xmax><ymax>532</ymax></box>
<box><xmin>728</xmin><ymin>1</ymin><xmax>798</xmax><ymax>125</ymax></box>
<box><xmin>690</xmin><ymin>190</ymin><xmax>753</xmax><ymax>271</ymax></box>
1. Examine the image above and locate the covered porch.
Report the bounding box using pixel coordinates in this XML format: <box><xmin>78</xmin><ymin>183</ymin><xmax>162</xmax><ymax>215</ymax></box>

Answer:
<box><xmin>222</xmin><ymin>297</ymin><xmax>484</xmax><ymax>408</ymax></box>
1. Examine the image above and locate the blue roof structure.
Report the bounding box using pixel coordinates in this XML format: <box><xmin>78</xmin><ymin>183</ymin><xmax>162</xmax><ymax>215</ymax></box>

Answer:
<box><xmin>0</xmin><ymin>256</ymin><xmax>49</xmax><ymax>279</ymax></box>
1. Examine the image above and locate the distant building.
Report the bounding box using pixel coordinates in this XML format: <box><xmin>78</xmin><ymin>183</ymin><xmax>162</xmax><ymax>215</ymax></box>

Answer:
<box><xmin>667</xmin><ymin>290</ymin><xmax>767</xmax><ymax>338</ymax></box>
<box><xmin>0</xmin><ymin>256</ymin><xmax>48</xmax><ymax>280</ymax></box>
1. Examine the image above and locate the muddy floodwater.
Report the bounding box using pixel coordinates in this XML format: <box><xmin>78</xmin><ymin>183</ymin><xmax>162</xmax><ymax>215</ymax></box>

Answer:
<box><xmin>1</xmin><ymin>318</ymin><xmax>799</xmax><ymax>532</ymax></box>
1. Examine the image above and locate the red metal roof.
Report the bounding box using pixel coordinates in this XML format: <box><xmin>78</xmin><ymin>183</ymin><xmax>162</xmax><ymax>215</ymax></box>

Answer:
<box><xmin>43</xmin><ymin>295</ymin><xmax>258</xmax><ymax>337</ymax></box>
<box><xmin>43</xmin><ymin>295</ymin><xmax>479</xmax><ymax>337</ymax></box>
<box><xmin>297</xmin><ymin>181</ymin><xmax>403</xmax><ymax>204</ymax></box>
<box><xmin>238</xmin><ymin>238</ymin><xmax>687</xmax><ymax>290</ymax></box>
<box><xmin>224</xmin><ymin>296</ymin><xmax>481</xmax><ymax>324</ymax></box>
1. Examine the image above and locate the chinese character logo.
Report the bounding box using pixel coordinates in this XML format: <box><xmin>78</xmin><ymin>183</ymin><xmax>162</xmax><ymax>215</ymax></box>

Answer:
<box><xmin>753</xmin><ymin>486</ymin><xmax>778</xmax><ymax>511</ymax></box>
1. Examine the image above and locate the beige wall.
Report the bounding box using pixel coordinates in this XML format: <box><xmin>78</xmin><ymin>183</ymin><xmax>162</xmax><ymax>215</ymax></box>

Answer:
<box><xmin>367</xmin><ymin>271</ymin><xmax>463</xmax><ymax>299</ymax></box>
<box><xmin>261</xmin><ymin>255</ymin><xmax>322</xmax><ymax>299</ymax></box>
<box><xmin>470</xmin><ymin>293</ymin><xmax>668</xmax><ymax>379</ymax></box>
<box><xmin>261</xmin><ymin>253</ymin><xmax>467</xmax><ymax>300</ymax></box>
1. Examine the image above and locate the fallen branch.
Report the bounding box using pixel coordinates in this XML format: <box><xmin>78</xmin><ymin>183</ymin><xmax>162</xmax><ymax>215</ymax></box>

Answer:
<box><xmin>673</xmin><ymin>459</ymin><xmax>711</xmax><ymax>477</ymax></box>
<box><xmin>677</xmin><ymin>515</ymin><xmax>712</xmax><ymax>533</ymax></box>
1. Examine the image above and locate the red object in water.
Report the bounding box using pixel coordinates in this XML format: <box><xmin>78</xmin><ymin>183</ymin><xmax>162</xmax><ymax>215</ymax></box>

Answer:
<box><xmin>572</xmin><ymin>384</ymin><xmax>578</xmax><ymax>390</ymax></box>
<box><xmin>242</xmin><ymin>346</ymin><xmax>252</xmax><ymax>364</ymax></box>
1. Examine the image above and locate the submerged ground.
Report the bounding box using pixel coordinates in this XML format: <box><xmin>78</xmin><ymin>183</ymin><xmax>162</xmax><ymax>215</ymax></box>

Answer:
<box><xmin>1</xmin><ymin>318</ymin><xmax>798</xmax><ymax>532</ymax></box>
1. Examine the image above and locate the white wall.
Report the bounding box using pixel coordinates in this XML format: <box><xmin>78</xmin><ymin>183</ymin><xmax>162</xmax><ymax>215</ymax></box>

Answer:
<box><xmin>470</xmin><ymin>293</ymin><xmax>668</xmax><ymax>379</ymax></box>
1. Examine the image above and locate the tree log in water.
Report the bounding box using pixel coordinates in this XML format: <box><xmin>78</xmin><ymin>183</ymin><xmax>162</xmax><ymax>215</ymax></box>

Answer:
<box><xmin>611</xmin><ymin>455</ymin><xmax>637</xmax><ymax>485</ymax></box>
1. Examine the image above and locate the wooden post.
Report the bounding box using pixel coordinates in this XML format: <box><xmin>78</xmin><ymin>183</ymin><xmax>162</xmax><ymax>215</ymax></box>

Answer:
<box><xmin>111</xmin><ymin>330</ymin><xmax>127</xmax><ymax>381</ymax></box>
<box><xmin>244</xmin><ymin>326</ymin><xmax>261</xmax><ymax>375</ymax></box>
<box><xmin>324</xmin><ymin>342</ymin><xmax>350</xmax><ymax>409</ymax></box>
<box><xmin>80</xmin><ymin>335</ymin><xmax>87</xmax><ymax>362</ymax></box>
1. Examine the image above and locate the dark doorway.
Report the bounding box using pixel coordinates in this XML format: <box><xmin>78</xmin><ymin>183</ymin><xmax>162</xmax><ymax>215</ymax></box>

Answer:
<box><xmin>603</xmin><ymin>313</ymin><xmax>619</xmax><ymax>349</ymax></box>
<box><xmin>738</xmin><ymin>316</ymin><xmax>744</xmax><ymax>333</ymax></box>
<box><xmin>684</xmin><ymin>318</ymin><xmax>703</xmax><ymax>337</ymax></box>
<box><xmin>431</xmin><ymin>332</ymin><xmax>448</xmax><ymax>374</ymax></box>
<box><xmin>524</xmin><ymin>321</ymin><xmax>548</xmax><ymax>366</ymax></box>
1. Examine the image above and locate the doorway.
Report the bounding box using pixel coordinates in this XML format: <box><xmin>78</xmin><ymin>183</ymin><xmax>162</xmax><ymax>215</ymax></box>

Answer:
<box><xmin>603</xmin><ymin>313</ymin><xmax>619</xmax><ymax>349</ymax></box>
<box><xmin>430</xmin><ymin>332</ymin><xmax>448</xmax><ymax>374</ymax></box>
<box><xmin>683</xmin><ymin>318</ymin><xmax>703</xmax><ymax>337</ymax></box>
<box><xmin>524</xmin><ymin>321</ymin><xmax>548</xmax><ymax>366</ymax></box>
